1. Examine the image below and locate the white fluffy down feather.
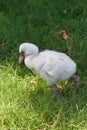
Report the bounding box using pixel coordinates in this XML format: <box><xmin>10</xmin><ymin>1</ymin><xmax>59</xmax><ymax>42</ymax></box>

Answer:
<box><xmin>19</xmin><ymin>43</ymin><xmax>80</xmax><ymax>98</ymax></box>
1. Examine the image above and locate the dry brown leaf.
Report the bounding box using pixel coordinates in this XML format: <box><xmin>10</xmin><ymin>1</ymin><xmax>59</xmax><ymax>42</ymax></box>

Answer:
<box><xmin>64</xmin><ymin>80</ymin><xmax>68</xmax><ymax>85</ymax></box>
<box><xmin>57</xmin><ymin>84</ymin><xmax>64</xmax><ymax>89</ymax></box>
<box><xmin>57</xmin><ymin>80</ymin><xmax>68</xmax><ymax>90</ymax></box>
<box><xmin>59</xmin><ymin>30</ymin><xmax>71</xmax><ymax>40</ymax></box>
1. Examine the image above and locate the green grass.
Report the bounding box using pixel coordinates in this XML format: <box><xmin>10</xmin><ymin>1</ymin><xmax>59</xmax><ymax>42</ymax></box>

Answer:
<box><xmin>0</xmin><ymin>0</ymin><xmax>87</xmax><ymax>129</ymax></box>
<box><xmin>0</xmin><ymin>64</ymin><xmax>87</xmax><ymax>130</ymax></box>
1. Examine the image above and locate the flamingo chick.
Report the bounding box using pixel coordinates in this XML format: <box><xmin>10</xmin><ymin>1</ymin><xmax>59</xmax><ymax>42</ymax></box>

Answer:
<box><xmin>19</xmin><ymin>43</ymin><xmax>81</xmax><ymax>98</ymax></box>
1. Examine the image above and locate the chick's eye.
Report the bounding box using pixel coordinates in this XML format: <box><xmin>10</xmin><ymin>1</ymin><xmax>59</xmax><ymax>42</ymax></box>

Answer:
<box><xmin>21</xmin><ymin>51</ymin><xmax>24</xmax><ymax>56</ymax></box>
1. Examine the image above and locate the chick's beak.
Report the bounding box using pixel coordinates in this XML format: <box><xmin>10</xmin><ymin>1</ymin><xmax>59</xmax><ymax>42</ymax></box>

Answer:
<box><xmin>18</xmin><ymin>54</ymin><xmax>24</xmax><ymax>64</ymax></box>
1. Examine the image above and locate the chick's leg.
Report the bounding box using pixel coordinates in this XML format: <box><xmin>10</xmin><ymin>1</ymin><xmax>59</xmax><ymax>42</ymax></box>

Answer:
<box><xmin>53</xmin><ymin>84</ymin><xmax>60</xmax><ymax>99</ymax></box>
<box><xmin>71</xmin><ymin>74</ymin><xmax>81</xmax><ymax>94</ymax></box>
